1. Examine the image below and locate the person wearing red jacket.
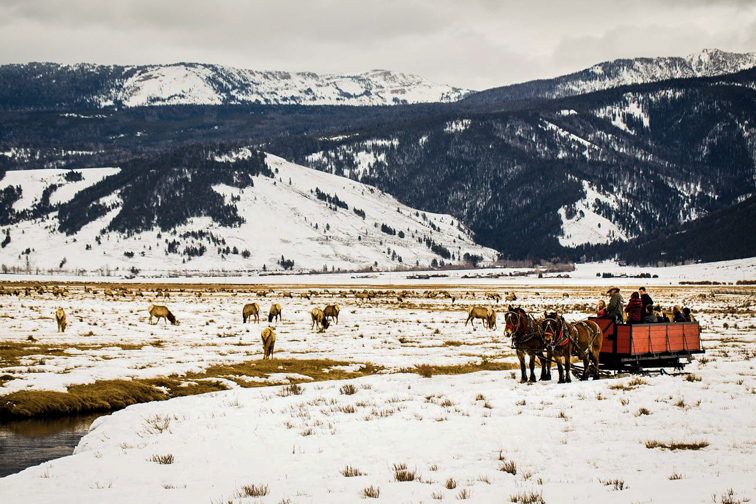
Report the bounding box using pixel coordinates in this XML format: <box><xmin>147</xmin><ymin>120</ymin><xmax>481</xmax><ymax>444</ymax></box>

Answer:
<box><xmin>624</xmin><ymin>291</ymin><xmax>643</xmax><ymax>324</ymax></box>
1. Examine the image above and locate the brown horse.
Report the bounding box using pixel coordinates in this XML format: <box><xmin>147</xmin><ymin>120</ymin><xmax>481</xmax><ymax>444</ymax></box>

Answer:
<box><xmin>571</xmin><ymin>320</ymin><xmax>603</xmax><ymax>380</ymax></box>
<box><xmin>465</xmin><ymin>306</ymin><xmax>490</xmax><ymax>328</ymax></box>
<box><xmin>540</xmin><ymin>312</ymin><xmax>573</xmax><ymax>384</ymax></box>
<box><xmin>504</xmin><ymin>307</ymin><xmax>547</xmax><ymax>383</ymax></box>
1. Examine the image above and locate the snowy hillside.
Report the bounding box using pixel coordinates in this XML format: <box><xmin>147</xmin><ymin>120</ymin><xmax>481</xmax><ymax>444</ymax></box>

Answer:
<box><xmin>0</xmin><ymin>155</ymin><xmax>496</xmax><ymax>276</ymax></box>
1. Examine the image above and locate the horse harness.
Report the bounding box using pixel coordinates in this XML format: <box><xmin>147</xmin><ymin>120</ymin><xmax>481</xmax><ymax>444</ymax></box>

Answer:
<box><xmin>506</xmin><ymin>311</ymin><xmax>544</xmax><ymax>350</ymax></box>
<box><xmin>542</xmin><ymin>316</ymin><xmax>571</xmax><ymax>351</ymax></box>
<box><xmin>572</xmin><ymin>321</ymin><xmax>601</xmax><ymax>360</ymax></box>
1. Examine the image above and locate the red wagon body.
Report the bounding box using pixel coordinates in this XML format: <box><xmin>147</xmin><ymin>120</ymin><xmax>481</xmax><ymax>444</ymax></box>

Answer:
<box><xmin>589</xmin><ymin>318</ymin><xmax>703</xmax><ymax>371</ymax></box>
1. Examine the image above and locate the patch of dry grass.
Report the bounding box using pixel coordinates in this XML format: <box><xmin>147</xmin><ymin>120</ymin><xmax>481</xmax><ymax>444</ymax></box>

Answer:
<box><xmin>0</xmin><ymin>358</ymin><xmax>383</xmax><ymax>420</ymax></box>
<box><xmin>407</xmin><ymin>361</ymin><xmax>519</xmax><ymax>378</ymax></box>
<box><xmin>341</xmin><ymin>465</ymin><xmax>365</xmax><ymax>477</ymax></box>
<box><xmin>609</xmin><ymin>377</ymin><xmax>648</xmax><ymax>391</ymax></box>
<box><xmin>645</xmin><ymin>440</ymin><xmax>709</xmax><ymax>451</ymax></box>
<box><xmin>148</xmin><ymin>454</ymin><xmax>175</xmax><ymax>464</ymax></box>
<box><xmin>0</xmin><ymin>379</ymin><xmax>168</xmax><ymax>420</ymax></box>
<box><xmin>235</xmin><ymin>484</ymin><xmax>269</xmax><ymax>498</ymax></box>
<box><xmin>361</xmin><ymin>485</ymin><xmax>380</xmax><ymax>498</ymax></box>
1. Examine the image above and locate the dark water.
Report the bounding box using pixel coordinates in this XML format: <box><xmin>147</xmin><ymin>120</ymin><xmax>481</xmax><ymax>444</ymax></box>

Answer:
<box><xmin>0</xmin><ymin>413</ymin><xmax>106</xmax><ymax>478</ymax></box>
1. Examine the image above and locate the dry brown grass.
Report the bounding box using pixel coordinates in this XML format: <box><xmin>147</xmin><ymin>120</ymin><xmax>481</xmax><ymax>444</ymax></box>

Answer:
<box><xmin>407</xmin><ymin>361</ymin><xmax>518</xmax><ymax>378</ymax></box>
<box><xmin>235</xmin><ymin>484</ymin><xmax>269</xmax><ymax>498</ymax></box>
<box><xmin>645</xmin><ymin>440</ymin><xmax>709</xmax><ymax>450</ymax></box>
<box><xmin>341</xmin><ymin>465</ymin><xmax>365</xmax><ymax>477</ymax></box>
<box><xmin>0</xmin><ymin>379</ymin><xmax>168</xmax><ymax>419</ymax></box>
<box><xmin>0</xmin><ymin>358</ymin><xmax>382</xmax><ymax>420</ymax></box>
<box><xmin>361</xmin><ymin>485</ymin><xmax>381</xmax><ymax>498</ymax></box>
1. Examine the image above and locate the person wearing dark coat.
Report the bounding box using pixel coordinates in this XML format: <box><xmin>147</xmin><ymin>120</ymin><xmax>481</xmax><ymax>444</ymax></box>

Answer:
<box><xmin>642</xmin><ymin>304</ymin><xmax>658</xmax><ymax>324</ymax></box>
<box><xmin>682</xmin><ymin>307</ymin><xmax>693</xmax><ymax>322</ymax></box>
<box><xmin>624</xmin><ymin>291</ymin><xmax>643</xmax><ymax>324</ymax></box>
<box><xmin>673</xmin><ymin>305</ymin><xmax>687</xmax><ymax>322</ymax></box>
<box><xmin>639</xmin><ymin>287</ymin><xmax>653</xmax><ymax>316</ymax></box>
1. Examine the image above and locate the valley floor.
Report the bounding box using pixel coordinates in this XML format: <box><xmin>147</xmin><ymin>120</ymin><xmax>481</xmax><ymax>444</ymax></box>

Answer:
<box><xmin>0</xmin><ymin>262</ymin><xmax>754</xmax><ymax>503</ymax></box>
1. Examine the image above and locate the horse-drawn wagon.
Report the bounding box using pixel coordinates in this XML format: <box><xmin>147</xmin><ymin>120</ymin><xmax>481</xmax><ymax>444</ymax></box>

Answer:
<box><xmin>589</xmin><ymin>317</ymin><xmax>703</xmax><ymax>372</ymax></box>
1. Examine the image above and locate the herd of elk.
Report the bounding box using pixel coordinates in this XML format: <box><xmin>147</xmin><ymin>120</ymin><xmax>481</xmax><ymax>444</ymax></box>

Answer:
<box><xmin>32</xmin><ymin>287</ymin><xmax>604</xmax><ymax>379</ymax></box>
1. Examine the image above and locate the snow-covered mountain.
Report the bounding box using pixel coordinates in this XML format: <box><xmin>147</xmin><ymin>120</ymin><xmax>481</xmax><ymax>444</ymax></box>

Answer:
<box><xmin>0</xmin><ymin>63</ymin><xmax>471</xmax><ymax>110</ymax></box>
<box><xmin>0</xmin><ymin>154</ymin><xmax>496</xmax><ymax>276</ymax></box>
<box><xmin>465</xmin><ymin>48</ymin><xmax>756</xmax><ymax>105</ymax></box>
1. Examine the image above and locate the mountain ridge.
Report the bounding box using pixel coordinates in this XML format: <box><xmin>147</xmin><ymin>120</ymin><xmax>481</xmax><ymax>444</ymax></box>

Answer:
<box><xmin>463</xmin><ymin>48</ymin><xmax>756</xmax><ymax>105</ymax></box>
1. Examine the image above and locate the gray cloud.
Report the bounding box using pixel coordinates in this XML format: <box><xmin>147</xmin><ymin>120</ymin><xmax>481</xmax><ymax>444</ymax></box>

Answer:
<box><xmin>0</xmin><ymin>0</ymin><xmax>754</xmax><ymax>90</ymax></box>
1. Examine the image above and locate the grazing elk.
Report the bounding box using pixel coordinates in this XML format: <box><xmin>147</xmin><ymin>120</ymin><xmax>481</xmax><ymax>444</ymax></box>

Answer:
<box><xmin>55</xmin><ymin>308</ymin><xmax>67</xmax><ymax>332</ymax></box>
<box><xmin>268</xmin><ymin>303</ymin><xmax>282</xmax><ymax>323</ymax></box>
<box><xmin>465</xmin><ymin>306</ymin><xmax>491</xmax><ymax>329</ymax></box>
<box><xmin>486</xmin><ymin>292</ymin><xmax>501</xmax><ymax>303</ymax></box>
<box><xmin>261</xmin><ymin>328</ymin><xmax>276</xmax><ymax>359</ymax></box>
<box><xmin>323</xmin><ymin>304</ymin><xmax>340</xmax><ymax>324</ymax></box>
<box><xmin>148</xmin><ymin>304</ymin><xmax>178</xmax><ymax>325</ymax></box>
<box><xmin>242</xmin><ymin>303</ymin><xmax>260</xmax><ymax>323</ymax></box>
<box><xmin>486</xmin><ymin>308</ymin><xmax>497</xmax><ymax>330</ymax></box>
<box><xmin>311</xmin><ymin>308</ymin><xmax>330</xmax><ymax>332</ymax></box>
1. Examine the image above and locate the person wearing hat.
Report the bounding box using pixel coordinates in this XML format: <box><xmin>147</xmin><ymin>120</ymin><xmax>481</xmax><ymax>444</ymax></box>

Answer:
<box><xmin>606</xmin><ymin>287</ymin><xmax>624</xmax><ymax>324</ymax></box>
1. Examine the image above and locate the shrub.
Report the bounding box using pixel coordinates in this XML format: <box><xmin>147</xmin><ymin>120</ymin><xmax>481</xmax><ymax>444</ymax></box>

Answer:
<box><xmin>148</xmin><ymin>454</ymin><xmax>175</xmax><ymax>464</ymax></box>
<box><xmin>340</xmin><ymin>384</ymin><xmax>358</xmax><ymax>395</ymax></box>
<box><xmin>341</xmin><ymin>465</ymin><xmax>365</xmax><ymax>477</ymax></box>
<box><xmin>361</xmin><ymin>485</ymin><xmax>380</xmax><ymax>498</ymax></box>
<box><xmin>278</xmin><ymin>384</ymin><xmax>304</xmax><ymax>397</ymax></box>
<box><xmin>235</xmin><ymin>484</ymin><xmax>269</xmax><ymax>498</ymax></box>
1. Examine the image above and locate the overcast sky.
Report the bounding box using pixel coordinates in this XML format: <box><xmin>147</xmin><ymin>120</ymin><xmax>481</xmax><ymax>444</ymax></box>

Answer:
<box><xmin>1</xmin><ymin>0</ymin><xmax>755</xmax><ymax>90</ymax></box>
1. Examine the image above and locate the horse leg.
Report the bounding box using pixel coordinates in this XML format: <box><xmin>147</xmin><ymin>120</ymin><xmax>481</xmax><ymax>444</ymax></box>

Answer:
<box><xmin>591</xmin><ymin>350</ymin><xmax>601</xmax><ymax>380</ymax></box>
<box><xmin>565</xmin><ymin>346</ymin><xmax>572</xmax><ymax>383</ymax></box>
<box><xmin>528</xmin><ymin>354</ymin><xmax>537</xmax><ymax>383</ymax></box>
<box><xmin>556</xmin><ymin>356</ymin><xmax>565</xmax><ymax>383</ymax></box>
<box><xmin>541</xmin><ymin>352</ymin><xmax>552</xmax><ymax>381</ymax></box>
<box><xmin>517</xmin><ymin>352</ymin><xmax>528</xmax><ymax>383</ymax></box>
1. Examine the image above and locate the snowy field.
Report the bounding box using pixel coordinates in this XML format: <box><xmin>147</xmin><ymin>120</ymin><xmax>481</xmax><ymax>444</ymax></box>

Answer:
<box><xmin>0</xmin><ymin>261</ymin><xmax>755</xmax><ymax>503</ymax></box>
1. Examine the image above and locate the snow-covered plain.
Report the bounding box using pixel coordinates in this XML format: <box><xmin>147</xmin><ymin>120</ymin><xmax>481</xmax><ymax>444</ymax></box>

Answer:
<box><xmin>0</xmin><ymin>262</ymin><xmax>755</xmax><ymax>503</ymax></box>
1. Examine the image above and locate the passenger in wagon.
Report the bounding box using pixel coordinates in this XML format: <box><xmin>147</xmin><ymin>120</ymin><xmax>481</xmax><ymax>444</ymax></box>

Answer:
<box><xmin>624</xmin><ymin>291</ymin><xmax>643</xmax><ymax>324</ymax></box>
<box><xmin>655</xmin><ymin>307</ymin><xmax>670</xmax><ymax>323</ymax></box>
<box><xmin>639</xmin><ymin>287</ymin><xmax>653</xmax><ymax>315</ymax></box>
<box><xmin>672</xmin><ymin>305</ymin><xmax>687</xmax><ymax>322</ymax></box>
<box><xmin>596</xmin><ymin>300</ymin><xmax>608</xmax><ymax>318</ymax></box>
<box><xmin>642</xmin><ymin>304</ymin><xmax>658</xmax><ymax>323</ymax></box>
<box><xmin>682</xmin><ymin>307</ymin><xmax>694</xmax><ymax>322</ymax></box>
<box><xmin>606</xmin><ymin>287</ymin><xmax>624</xmax><ymax>324</ymax></box>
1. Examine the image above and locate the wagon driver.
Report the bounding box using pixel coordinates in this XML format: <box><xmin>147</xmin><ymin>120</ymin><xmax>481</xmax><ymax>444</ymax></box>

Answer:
<box><xmin>606</xmin><ymin>286</ymin><xmax>624</xmax><ymax>325</ymax></box>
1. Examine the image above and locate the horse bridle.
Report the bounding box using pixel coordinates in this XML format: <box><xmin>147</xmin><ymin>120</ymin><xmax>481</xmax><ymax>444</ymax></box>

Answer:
<box><xmin>542</xmin><ymin>315</ymin><xmax>569</xmax><ymax>350</ymax></box>
<box><xmin>505</xmin><ymin>310</ymin><xmax>543</xmax><ymax>348</ymax></box>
